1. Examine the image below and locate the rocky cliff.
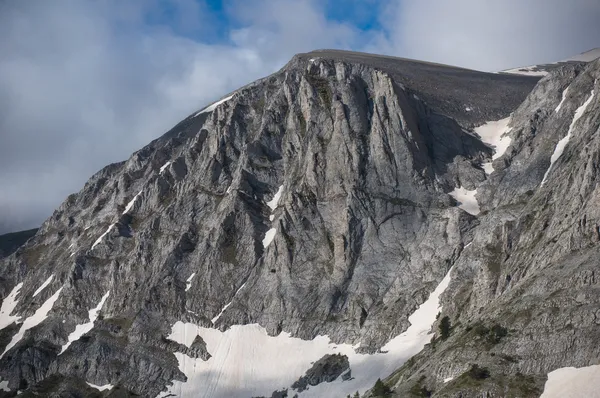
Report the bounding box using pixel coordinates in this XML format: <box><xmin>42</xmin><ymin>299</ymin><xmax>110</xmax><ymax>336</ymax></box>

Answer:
<box><xmin>0</xmin><ymin>49</ymin><xmax>597</xmax><ymax>398</ymax></box>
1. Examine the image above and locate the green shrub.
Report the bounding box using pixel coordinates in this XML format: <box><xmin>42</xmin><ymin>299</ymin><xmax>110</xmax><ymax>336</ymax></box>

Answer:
<box><xmin>372</xmin><ymin>378</ymin><xmax>392</xmax><ymax>397</ymax></box>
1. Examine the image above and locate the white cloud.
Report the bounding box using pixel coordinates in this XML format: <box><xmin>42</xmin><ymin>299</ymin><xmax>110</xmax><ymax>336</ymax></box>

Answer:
<box><xmin>379</xmin><ymin>0</ymin><xmax>600</xmax><ymax>71</ymax></box>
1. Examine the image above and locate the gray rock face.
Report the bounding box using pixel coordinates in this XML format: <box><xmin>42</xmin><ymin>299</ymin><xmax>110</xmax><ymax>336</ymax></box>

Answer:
<box><xmin>2</xmin><ymin>49</ymin><xmax>595</xmax><ymax>397</ymax></box>
<box><xmin>291</xmin><ymin>353</ymin><xmax>351</xmax><ymax>392</ymax></box>
<box><xmin>380</xmin><ymin>59</ymin><xmax>600</xmax><ymax>397</ymax></box>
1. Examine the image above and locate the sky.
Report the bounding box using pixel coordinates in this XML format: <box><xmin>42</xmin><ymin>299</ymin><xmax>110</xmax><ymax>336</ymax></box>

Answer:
<box><xmin>1</xmin><ymin>0</ymin><xmax>599</xmax><ymax>233</ymax></box>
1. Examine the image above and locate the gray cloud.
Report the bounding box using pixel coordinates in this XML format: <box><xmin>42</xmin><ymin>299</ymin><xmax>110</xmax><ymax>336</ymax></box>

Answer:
<box><xmin>0</xmin><ymin>0</ymin><xmax>598</xmax><ymax>233</ymax></box>
<box><xmin>379</xmin><ymin>0</ymin><xmax>600</xmax><ymax>71</ymax></box>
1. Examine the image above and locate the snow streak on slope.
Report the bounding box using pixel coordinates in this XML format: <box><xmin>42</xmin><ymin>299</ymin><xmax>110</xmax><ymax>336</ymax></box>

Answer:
<box><xmin>123</xmin><ymin>190</ymin><xmax>143</xmax><ymax>214</ymax></box>
<box><xmin>262</xmin><ymin>185</ymin><xmax>284</xmax><ymax>248</ymax></box>
<box><xmin>59</xmin><ymin>291</ymin><xmax>110</xmax><ymax>355</ymax></box>
<box><xmin>0</xmin><ymin>380</ymin><xmax>8</xmax><ymax>392</ymax></box>
<box><xmin>449</xmin><ymin>187</ymin><xmax>480</xmax><ymax>215</ymax></box>
<box><xmin>185</xmin><ymin>273</ymin><xmax>196</xmax><ymax>292</ymax></box>
<box><xmin>211</xmin><ymin>282</ymin><xmax>246</xmax><ymax>324</ymax></box>
<box><xmin>160</xmin><ymin>161</ymin><xmax>172</xmax><ymax>174</ymax></box>
<box><xmin>87</xmin><ymin>382</ymin><xmax>114</xmax><ymax>391</ymax></box>
<box><xmin>1</xmin><ymin>287</ymin><xmax>63</xmax><ymax>358</ymax></box>
<box><xmin>158</xmin><ymin>269</ymin><xmax>453</xmax><ymax>398</ymax></box>
<box><xmin>0</xmin><ymin>283</ymin><xmax>23</xmax><ymax>330</ymax></box>
<box><xmin>32</xmin><ymin>275</ymin><xmax>54</xmax><ymax>298</ymax></box>
<box><xmin>474</xmin><ymin>117</ymin><xmax>512</xmax><ymax>174</ymax></box>
<box><xmin>542</xmin><ymin>89</ymin><xmax>595</xmax><ymax>186</ymax></box>
<box><xmin>91</xmin><ymin>224</ymin><xmax>115</xmax><ymax>250</ymax></box>
<box><xmin>194</xmin><ymin>95</ymin><xmax>235</xmax><ymax>117</ymax></box>
<box><xmin>540</xmin><ymin>364</ymin><xmax>600</xmax><ymax>398</ymax></box>
<box><xmin>555</xmin><ymin>87</ymin><xmax>570</xmax><ymax>113</ymax></box>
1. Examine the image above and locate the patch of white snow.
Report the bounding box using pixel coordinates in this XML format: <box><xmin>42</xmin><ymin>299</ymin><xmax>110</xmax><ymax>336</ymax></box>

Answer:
<box><xmin>502</xmin><ymin>66</ymin><xmax>548</xmax><ymax>76</ymax></box>
<box><xmin>0</xmin><ymin>283</ymin><xmax>23</xmax><ymax>330</ymax></box>
<box><xmin>211</xmin><ymin>282</ymin><xmax>246</xmax><ymax>324</ymax></box>
<box><xmin>555</xmin><ymin>86</ymin><xmax>570</xmax><ymax>113</ymax></box>
<box><xmin>540</xmin><ymin>364</ymin><xmax>600</xmax><ymax>398</ymax></box>
<box><xmin>123</xmin><ymin>190</ymin><xmax>143</xmax><ymax>214</ymax></box>
<box><xmin>0</xmin><ymin>380</ymin><xmax>9</xmax><ymax>392</ymax></box>
<box><xmin>474</xmin><ymin>117</ymin><xmax>512</xmax><ymax>174</ymax></box>
<box><xmin>32</xmin><ymin>275</ymin><xmax>54</xmax><ymax>298</ymax></box>
<box><xmin>87</xmin><ymin>383</ymin><xmax>114</xmax><ymax>392</ymax></box>
<box><xmin>160</xmin><ymin>161</ymin><xmax>172</xmax><ymax>174</ymax></box>
<box><xmin>185</xmin><ymin>273</ymin><xmax>196</xmax><ymax>292</ymax></box>
<box><xmin>91</xmin><ymin>224</ymin><xmax>116</xmax><ymax>250</ymax></box>
<box><xmin>158</xmin><ymin>269</ymin><xmax>453</xmax><ymax>398</ymax></box>
<box><xmin>1</xmin><ymin>287</ymin><xmax>63</xmax><ymax>358</ymax></box>
<box><xmin>59</xmin><ymin>291</ymin><xmax>110</xmax><ymax>355</ymax></box>
<box><xmin>266</xmin><ymin>185</ymin><xmax>284</xmax><ymax>211</ymax></box>
<box><xmin>449</xmin><ymin>187</ymin><xmax>480</xmax><ymax>215</ymax></box>
<box><xmin>444</xmin><ymin>376</ymin><xmax>454</xmax><ymax>383</ymax></box>
<box><xmin>262</xmin><ymin>228</ymin><xmax>277</xmax><ymax>248</ymax></box>
<box><xmin>542</xmin><ymin>89</ymin><xmax>595</xmax><ymax>186</ymax></box>
<box><xmin>194</xmin><ymin>95</ymin><xmax>235</xmax><ymax>117</ymax></box>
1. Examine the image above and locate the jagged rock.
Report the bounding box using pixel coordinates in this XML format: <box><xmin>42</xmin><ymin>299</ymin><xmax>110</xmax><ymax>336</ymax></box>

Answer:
<box><xmin>291</xmin><ymin>353</ymin><xmax>351</xmax><ymax>392</ymax></box>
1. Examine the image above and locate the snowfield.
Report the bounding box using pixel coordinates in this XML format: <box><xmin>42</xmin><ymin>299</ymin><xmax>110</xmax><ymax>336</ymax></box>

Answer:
<box><xmin>157</xmin><ymin>269</ymin><xmax>453</xmax><ymax>397</ymax></box>
<box><xmin>474</xmin><ymin>117</ymin><xmax>512</xmax><ymax>174</ymax></box>
<box><xmin>540</xmin><ymin>364</ymin><xmax>600</xmax><ymax>397</ymax></box>
<box><xmin>449</xmin><ymin>187</ymin><xmax>480</xmax><ymax>215</ymax></box>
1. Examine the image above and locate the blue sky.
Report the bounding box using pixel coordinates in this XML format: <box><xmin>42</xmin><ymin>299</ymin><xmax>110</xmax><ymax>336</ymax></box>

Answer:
<box><xmin>1</xmin><ymin>0</ymin><xmax>599</xmax><ymax>233</ymax></box>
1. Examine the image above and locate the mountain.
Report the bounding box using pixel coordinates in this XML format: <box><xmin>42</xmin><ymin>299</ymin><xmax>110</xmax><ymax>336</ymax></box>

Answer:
<box><xmin>0</xmin><ymin>229</ymin><xmax>38</xmax><ymax>260</ymax></box>
<box><xmin>0</xmin><ymin>49</ymin><xmax>598</xmax><ymax>397</ymax></box>
<box><xmin>500</xmin><ymin>47</ymin><xmax>600</xmax><ymax>76</ymax></box>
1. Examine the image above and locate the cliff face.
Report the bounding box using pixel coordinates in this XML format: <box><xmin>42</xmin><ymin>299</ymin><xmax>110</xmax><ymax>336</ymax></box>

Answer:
<box><xmin>3</xmin><ymin>50</ymin><xmax>596</xmax><ymax>398</ymax></box>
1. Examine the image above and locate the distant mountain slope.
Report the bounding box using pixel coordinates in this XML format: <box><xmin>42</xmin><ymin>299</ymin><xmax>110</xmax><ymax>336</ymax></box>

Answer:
<box><xmin>0</xmin><ymin>229</ymin><xmax>37</xmax><ymax>259</ymax></box>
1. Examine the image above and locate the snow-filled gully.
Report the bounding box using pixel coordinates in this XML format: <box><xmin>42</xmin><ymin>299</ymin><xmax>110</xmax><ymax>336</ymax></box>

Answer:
<box><xmin>158</xmin><ymin>269</ymin><xmax>453</xmax><ymax>398</ymax></box>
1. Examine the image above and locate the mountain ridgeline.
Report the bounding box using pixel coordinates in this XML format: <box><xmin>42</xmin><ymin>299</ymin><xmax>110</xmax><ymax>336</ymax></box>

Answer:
<box><xmin>0</xmin><ymin>49</ymin><xmax>599</xmax><ymax>397</ymax></box>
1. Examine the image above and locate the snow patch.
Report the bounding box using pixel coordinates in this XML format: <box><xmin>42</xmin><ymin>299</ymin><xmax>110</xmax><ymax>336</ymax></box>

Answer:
<box><xmin>87</xmin><ymin>383</ymin><xmax>114</xmax><ymax>392</ymax></box>
<box><xmin>474</xmin><ymin>117</ymin><xmax>512</xmax><ymax>174</ymax></box>
<box><xmin>266</xmin><ymin>185</ymin><xmax>284</xmax><ymax>211</ymax></box>
<box><xmin>465</xmin><ymin>107</ymin><xmax>472</xmax><ymax>112</ymax></box>
<box><xmin>226</xmin><ymin>185</ymin><xmax>232</xmax><ymax>194</ymax></box>
<box><xmin>1</xmin><ymin>287</ymin><xmax>63</xmax><ymax>358</ymax></box>
<box><xmin>262</xmin><ymin>228</ymin><xmax>277</xmax><ymax>248</ymax></box>
<box><xmin>0</xmin><ymin>283</ymin><xmax>23</xmax><ymax>330</ymax></box>
<box><xmin>502</xmin><ymin>66</ymin><xmax>548</xmax><ymax>76</ymax></box>
<box><xmin>32</xmin><ymin>275</ymin><xmax>54</xmax><ymax>298</ymax></box>
<box><xmin>194</xmin><ymin>95</ymin><xmax>235</xmax><ymax>117</ymax></box>
<box><xmin>123</xmin><ymin>190</ymin><xmax>143</xmax><ymax>214</ymax></box>
<box><xmin>59</xmin><ymin>291</ymin><xmax>110</xmax><ymax>355</ymax></box>
<box><xmin>158</xmin><ymin>269</ymin><xmax>453</xmax><ymax>398</ymax></box>
<box><xmin>449</xmin><ymin>187</ymin><xmax>480</xmax><ymax>215</ymax></box>
<box><xmin>542</xmin><ymin>89</ymin><xmax>595</xmax><ymax>186</ymax></box>
<box><xmin>160</xmin><ymin>161</ymin><xmax>172</xmax><ymax>174</ymax></box>
<box><xmin>185</xmin><ymin>273</ymin><xmax>196</xmax><ymax>292</ymax></box>
<box><xmin>540</xmin><ymin>364</ymin><xmax>600</xmax><ymax>398</ymax></box>
<box><xmin>443</xmin><ymin>376</ymin><xmax>454</xmax><ymax>383</ymax></box>
<box><xmin>91</xmin><ymin>224</ymin><xmax>116</xmax><ymax>250</ymax></box>
<box><xmin>555</xmin><ymin>86</ymin><xmax>570</xmax><ymax>113</ymax></box>
<box><xmin>0</xmin><ymin>380</ymin><xmax>9</xmax><ymax>392</ymax></box>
